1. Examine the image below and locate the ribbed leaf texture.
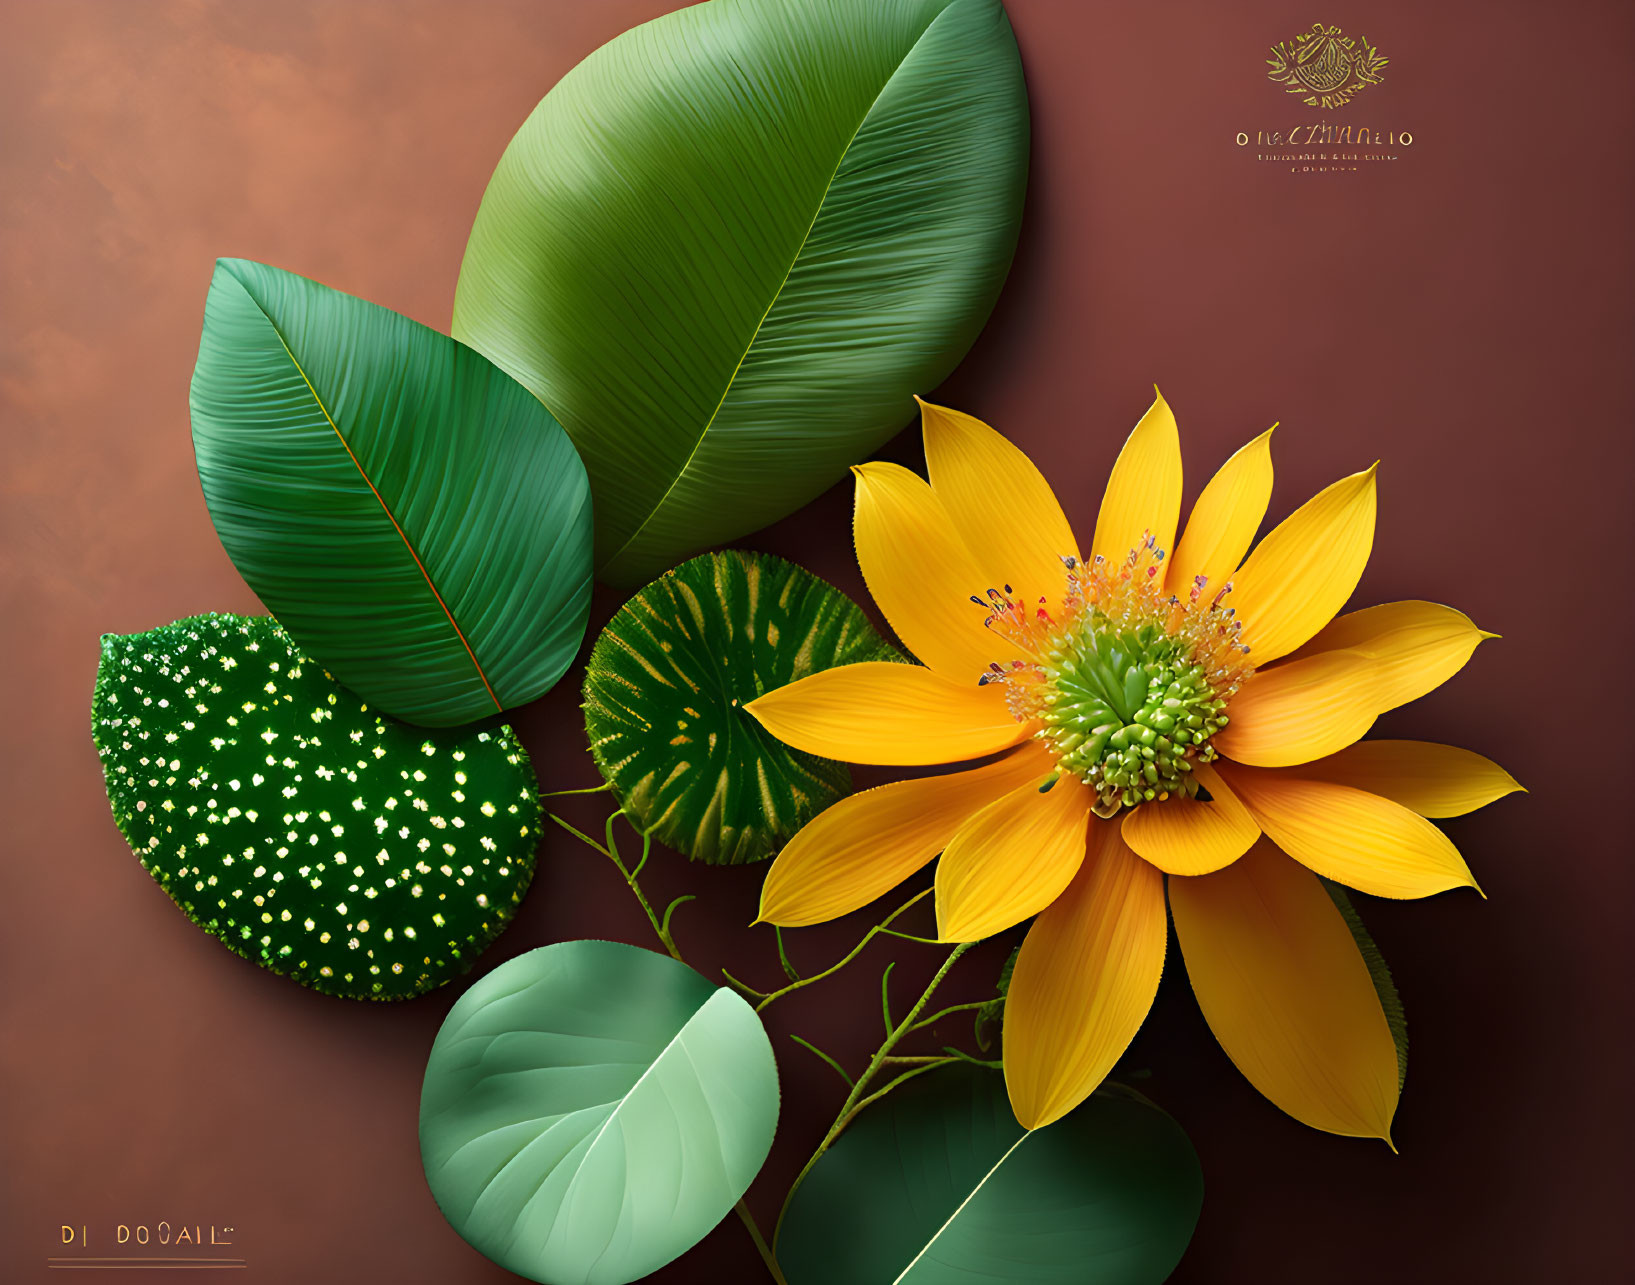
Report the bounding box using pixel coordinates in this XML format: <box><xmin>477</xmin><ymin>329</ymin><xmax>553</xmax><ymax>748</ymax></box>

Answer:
<box><xmin>420</xmin><ymin>941</ymin><xmax>779</xmax><ymax>1285</ymax></box>
<box><xmin>454</xmin><ymin>0</ymin><xmax>1029</xmax><ymax>585</ymax></box>
<box><xmin>584</xmin><ymin>551</ymin><xmax>899</xmax><ymax>865</ymax></box>
<box><xmin>780</xmin><ymin>1066</ymin><xmax>1203</xmax><ymax>1285</ymax></box>
<box><xmin>190</xmin><ymin>258</ymin><xmax>593</xmax><ymax>727</ymax></box>
<box><xmin>91</xmin><ymin>614</ymin><xmax>542</xmax><ymax>1000</ymax></box>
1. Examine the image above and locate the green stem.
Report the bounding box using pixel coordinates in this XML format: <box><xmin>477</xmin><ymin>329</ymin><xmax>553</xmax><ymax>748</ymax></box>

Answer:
<box><xmin>775</xmin><ymin>925</ymin><xmax>801</xmax><ymax>982</ymax></box>
<box><xmin>829</xmin><ymin>1062</ymin><xmax>955</xmax><ymax>1136</ymax></box>
<box><xmin>940</xmin><ymin>1046</ymin><xmax>1003</xmax><ymax>1069</ymax></box>
<box><xmin>789</xmin><ymin>1035</ymin><xmax>854</xmax><ymax>1088</ymax></box>
<box><xmin>907</xmin><ymin>1000</ymin><xmax>990</xmax><ymax>1033</ymax></box>
<box><xmin>734</xmin><ymin>1200</ymin><xmax>788</xmax><ymax>1285</ymax></box>
<box><xmin>751</xmin><ymin>888</ymin><xmax>933</xmax><ymax>1013</ymax></box>
<box><xmin>548</xmin><ymin>809</ymin><xmax>682</xmax><ymax>962</ymax></box>
<box><xmin>876</xmin><ymin>927</ymin><xmax>942</xmax><ymax>945</ymax></box>
<box><xmin>774</xmin><ymin>942</ymin><xmax>973</xmax><ymax>1250</ymax></box>
<box><xmin>540</xmin><ymin>781</ymin><xmax>614</xmax><ymax>798</ymax></box>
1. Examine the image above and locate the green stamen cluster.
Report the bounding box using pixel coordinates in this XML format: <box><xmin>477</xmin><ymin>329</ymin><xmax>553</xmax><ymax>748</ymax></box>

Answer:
<box><xmin>1036</xmin><ymin>617</ymin><xmax>1230</xmax><ymax>817</ymax></box>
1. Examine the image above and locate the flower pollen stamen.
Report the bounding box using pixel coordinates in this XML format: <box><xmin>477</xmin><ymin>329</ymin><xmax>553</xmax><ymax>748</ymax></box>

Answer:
<box><xmin>975</xmin><ymin>533</ymin><xmax>1255</xmax><ymax>818</ymax></box>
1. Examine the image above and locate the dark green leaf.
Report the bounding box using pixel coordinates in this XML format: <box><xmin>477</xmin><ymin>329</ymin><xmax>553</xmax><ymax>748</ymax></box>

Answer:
<box><xmin>583</xmin><ymin>551</ymin><xmax>898</xmax><ymax>865</ymax></box>
<box><xmin>1322</xmin><ymin>879</ymin><xmax>1409</xmax><ymax>1090</ymax></box>
<box><xmin>420</xmin><ymin>940</ymin><xmax>779</xmax><ymax>1285</ymax></box>
<box><xmin>780</xmin><ymin>1065</ymin><xmax>1203</xmax><ymax>1285</ymax></box>
<box><xmin>454</xmin><ymin>0</ymin><xmax>1029</xmax><ymax>585</ymax></box>
<box><xmin>190</xmin><ymin>258</ymin><xmax>593</xmax><ymax>727</ymax></box>
<box><xmin>92</xmin><ymin>614</ymin><xmax>542</xmax><ymax>1000</ymax></box>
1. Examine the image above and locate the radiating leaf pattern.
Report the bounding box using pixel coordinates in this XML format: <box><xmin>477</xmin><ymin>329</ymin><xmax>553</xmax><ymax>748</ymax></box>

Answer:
<box><xmin>419</xmin><ymin>940</ymin><xmax>779</xmax><ymax>1285</ymax></box>
<box><xmin>454</xmin><ymin>0</ymin><xmax>1029</xmax><ymax>585</ymax></box>
<box><xmin>779</xmin><ymin>1066</ymin><xmax>1203</xmax><ymax>1285</ymax></box>
<box><xmin>92</xmin><ymin>614</ymin><xmax>542</xmax><ymax>1001</ymax></box>
<box><xmin>190</xmin><ymin>258</ymin><xmax>593</xmax><ymax>728</ymax></box>
<box><xmin>584</xmin><ymin>551</ymin><xmax>900</xmax><ymax>865</ymax></box>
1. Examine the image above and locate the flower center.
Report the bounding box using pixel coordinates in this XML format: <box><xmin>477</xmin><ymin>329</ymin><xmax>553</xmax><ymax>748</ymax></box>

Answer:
<box><xmin>976</xmin><ymin>536</ymin><xmax>1255</xmax><ymax>818</ymax></box>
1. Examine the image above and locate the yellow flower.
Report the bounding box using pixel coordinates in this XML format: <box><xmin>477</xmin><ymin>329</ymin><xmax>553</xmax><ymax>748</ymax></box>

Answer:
<box><xmin>746</xmin><ymin>392</ymin><xmax>1522</xmax><ymax>1140</ymax></box>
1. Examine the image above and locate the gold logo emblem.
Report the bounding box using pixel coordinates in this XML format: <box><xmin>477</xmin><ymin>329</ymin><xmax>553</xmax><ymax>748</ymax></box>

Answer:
<box><xmin>1267</xmin><ymin>22</ymin><xmax>1388</xmax><ymax>110</ymax></box>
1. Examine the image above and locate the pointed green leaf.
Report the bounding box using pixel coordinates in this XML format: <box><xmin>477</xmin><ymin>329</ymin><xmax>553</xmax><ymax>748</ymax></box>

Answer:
<box><xmin>583</xmin><ymin>551</ymin><xmax>899</xmax><ymax>865</ymax></box>
<box><xmin>190</xmin><ymin>258</ymin><xmax>593</xmax><ymax>727</ymax></box>
<box><xmin>419</xmin><ymin>940</ymin><xmax>779</xmax><ymax>1285</ymax></box>
<box><xmin>91</xmin><ymin>614</ymin><xmax>542</xmax><ymax>1000</ymax></box>
<box><xmin>779</xmin><ymin>1066</ymin><xmax>1203</xmax><ymax>1285</ymax></box>
<box><xmin>1321</xmin><ymin>879</ymin><xmax>1409</xmax><ymax>1090</ymax></box>
<box><xmin>454</xmin><ymin>0</ymin><xmax>1029</xmax><ymax>585</ymax></box>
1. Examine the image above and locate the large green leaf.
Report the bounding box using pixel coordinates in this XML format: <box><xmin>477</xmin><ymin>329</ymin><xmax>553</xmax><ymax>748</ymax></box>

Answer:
<box><xmin>453</xmin><ymin>0</ymin><xmax>1029</xmax><ymax>586</ymax></box>
<box><xmin>779</xmin><ymin>1066</ymin><xmax>1203</xmax><ymax>1285</ymax></box>
<box><xmin>190</xmin><ymin>258</ymin><xmax>594</xmax><ymax>727</ymax></box>
<box><xmin>92</xmin><ymin>614</ymin><xmax>543</xmax><ymax>1001</ymax></box>
<box><xmin>419</xmin><ymin>940</ymin><xmax>779</xmax><ymax>1285</ymax></box>
<box><xmin>584</xmin><ymin>551</ymin><xmax>899</xmax><ymax>865</ymax></box>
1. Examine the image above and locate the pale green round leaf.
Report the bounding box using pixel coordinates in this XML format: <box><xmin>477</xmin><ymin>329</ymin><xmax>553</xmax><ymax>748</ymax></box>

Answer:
<box><xmin>92</xmin><ymin>614</ymin><xmax>542</xmax><ymax>1001</ymax></box>
<box><xmin>583</xmin><ymin>551</ymin><xmax>898</xmax><ymax>865</ymax></box>
<box><xmin>779</xmin><ymin>1066</ymin><xmax>1203</xmax><ymax>1285</ymax></box>
<box><xmin>190</xmin><ymin>257</ymin><xmax>593</xmax><ymax>727</ymax></box>
<box><xmin>419</xmin><ymin>940</ymin><xmax>779</xmax><ymax>1285</ymax></box>
<box><xmin>454</xmin><ymin>0</ymin><xmax>1029</xmax><ymax>585</ymax></box>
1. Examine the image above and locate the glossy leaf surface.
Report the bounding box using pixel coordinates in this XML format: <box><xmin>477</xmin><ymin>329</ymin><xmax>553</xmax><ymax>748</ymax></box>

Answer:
<box><xmin>454</xmin><ymin>0</ymin><xmax>1029</xmax><ymax>585</ymax></box>
<box><xmin>584</xmin><ymin>551</ymin><xmax>898</xmax><ymax>864</ymax></box>
<box><xmin>779</xmin><ymin>1066</ymin><xmax>1202</xmax><ymax>1284</ymax></box>
<box><xmin>92</xmin><ymin>614</ymin><xmax>542</xmax><ymax>1000</ymax></box>
<box><xmin>191</xmin><ymin>258</ymin><xmax>593</xmax><ymax>727</ymax></box>
<box><xmin>420</xmin><ymin>940</ymin><xmax>779</xmax><ymax>1285</ymax></box>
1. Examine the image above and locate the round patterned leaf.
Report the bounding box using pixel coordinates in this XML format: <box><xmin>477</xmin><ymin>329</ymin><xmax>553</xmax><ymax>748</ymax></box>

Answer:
<box><xmin>420</xmin><ymin>940</ymin><xmax>780</xmax><ymax>1285</ymax></box>
<box><xmin>779</xmin><ymin>1065</ymin><xmax>1203</xmax><ymax>1285</ymax></box>
<box><xmin>92</xmin><ymin>613</ymin><xmax>542</xmax><ymax>1001</ymax></box>
<box><xmin>583</xmin><ymin>550</ymin><xmax>899</xmax><ymax>865</ymax></box>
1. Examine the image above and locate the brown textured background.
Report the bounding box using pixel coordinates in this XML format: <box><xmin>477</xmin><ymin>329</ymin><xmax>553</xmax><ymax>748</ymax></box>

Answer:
<box><xmin>3</xmin><ymin>1</ymin><xmax>1632</xmax><ymax>1281</ymax></box>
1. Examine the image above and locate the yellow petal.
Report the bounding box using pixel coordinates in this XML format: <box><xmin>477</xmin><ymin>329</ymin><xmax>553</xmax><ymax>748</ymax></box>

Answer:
<box><xmin>1004</xmin><ymin>822</ymin><xmax>1167</xmax><ymax>1129</ymax></box>
<box><xmin>1228</xmin><ymin>466</ymin><xmax>1377</xmax><ymax>664</ymax></box>
<box><xmin>853</xmin><ymin>461</ymin><xmax>1015</xmax><ymax>680</ymax></box>
<box><xmin>935</xmin><ymin>772</ymin><xmax>1091</xmax><ymax>942</ymax></box>
<box><xmin>1292</xmin><ymin>740</ymin><xmax>1523</xmax><ymax>818</ymax></box>
<box><xmin>1169</xmin><ymin>839</ymin><xmax>1399</xmax><ymax>1141</ymax></box>
<box><xmin>1120</xmin><ymin>760</ymin><xmax>1259</xmax><ymax>874</ymax></box>
<box><xmin>1091</xmin><ymin>388</ymin><xmax>1183</xmax><ymax>567</ymax></box>
<box><xmin>1287</xmin><ymin>600</ymin><xmax>1494</xmax><ymax>711</ymax></box>
<box><xmin>1214</xmin><ymin>761</ymin><xmax>1478</xmax><ymax>899</ymax></box>
<box><xmin>1213</xmin><ymin>648</ymin><xmax>1379</xmax><ymax>767</ymax></box>
<box><xmin>745</xmin><ymin>662</ymin><xmax>1028</xmax><ymax>766</ymax></box>
<box><xmin>1167</xmin><ymin>426</ymin><xmax>1275</xmax><ymax>598</ymax></box>
<box><xmin>757</xmin><ymin>744</ymin><xmax>1056</xmax><ymax>927</ymax></box>
<box><xmin>919</xmin><ymin>398</ymin><xmax>1080</xmax><ymax>618</ymax></box>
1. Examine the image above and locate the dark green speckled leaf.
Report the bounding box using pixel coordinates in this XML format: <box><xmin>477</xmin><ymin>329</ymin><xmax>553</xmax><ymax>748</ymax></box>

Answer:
<box><xmin>583</xmin><ymin>551</ymin><xmax>898</xmax><ymax>865</ymax></box>
<box><xmin>92</xmin><ymin>613</ymin><xmax>542</xmax><ymax>1001</ymax></box>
